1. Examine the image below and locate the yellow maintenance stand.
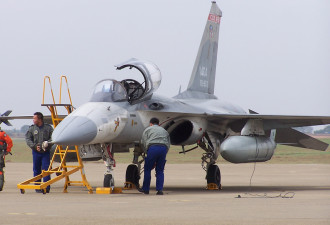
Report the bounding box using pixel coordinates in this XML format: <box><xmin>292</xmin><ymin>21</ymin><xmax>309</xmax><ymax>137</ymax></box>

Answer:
<box><xmin>17</xmin><ymin>76</ymin><xmax>93</xmax><ymax>194</ymax></box>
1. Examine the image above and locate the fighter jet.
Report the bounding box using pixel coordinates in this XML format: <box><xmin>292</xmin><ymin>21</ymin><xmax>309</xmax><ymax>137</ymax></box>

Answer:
<box><xmin>3</xmin><ymin>2</ymin><xmax>330</xmax><ymax>188</ymax></box>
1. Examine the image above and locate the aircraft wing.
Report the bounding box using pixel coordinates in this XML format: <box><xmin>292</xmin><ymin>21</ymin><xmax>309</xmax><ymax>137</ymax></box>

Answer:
<box><xmin>206</xmin><ymin>113</ymin><xmax>330</xmax><ymax>130</ymax></box>
<box><xmin>141</xmin><ymin>107</ymin><xmax>330</xmax><ymax>130</ymax></box>
<box><xmin>207</xmin><ymin>113</ymin><xmax>330</xmax><ymax>151</ymax></box>
<box><xmin>139</xmin><ymin>107</ymin><xmax>330</xmax><ymax>151</ymax></box>
<box><xmin>139</xmin><ymin>96</ymin><xmax>330</xmax><ymax>129</ymax></box>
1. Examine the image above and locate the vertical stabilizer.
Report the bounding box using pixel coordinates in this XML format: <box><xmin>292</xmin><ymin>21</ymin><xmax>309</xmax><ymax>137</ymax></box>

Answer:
<box><xmin>187</xmin><ymin>2</ymin><xmax>222</xmax><ymax>95</ymax></box>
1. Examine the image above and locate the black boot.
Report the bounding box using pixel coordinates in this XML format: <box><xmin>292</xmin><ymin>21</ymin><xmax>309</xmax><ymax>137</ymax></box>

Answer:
<box><xmin>137</xmin><ymin>187</ymin><xmax>149</xmax><ymax>194</ymax></box>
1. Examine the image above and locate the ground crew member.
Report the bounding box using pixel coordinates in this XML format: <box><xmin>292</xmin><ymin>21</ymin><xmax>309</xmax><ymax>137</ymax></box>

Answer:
<box><xmin>0</xmin><ymin>127</ymin><xmax>13</xmax><ymax>191</ymax></box>
<box><xmin>139</xmin><ymin>117</ymin><xmax>170</xmax><ymax>195</ymax></box>
<box><xmin>25</xmin><ymin>112</ymin><xmax>53</xmax><ymax>193</ymax></box>
<box><xmin>0</xmin><ymin>128</ymin><xmax>13</xmax><ymax>155</ymax></box>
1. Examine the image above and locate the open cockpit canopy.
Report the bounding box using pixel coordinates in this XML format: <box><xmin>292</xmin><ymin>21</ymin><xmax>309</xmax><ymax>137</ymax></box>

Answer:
<box><xmin>115</xmin><ymin>58</ymin><xmax>161</xmax><ymax>103</ymax></box>
<box><xmin>90</xmin><ymin>59</ymin><xmax>162</xmax><ymax>104</ymax></box>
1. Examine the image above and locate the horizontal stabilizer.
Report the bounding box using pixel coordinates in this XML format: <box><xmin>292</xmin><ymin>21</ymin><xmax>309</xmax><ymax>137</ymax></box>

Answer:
<box><xmin>1</xmin><ymin>110</ymin><xmax>12</xmax><ymax>117</ymax></box>
<box><xmin>0</xmin><ymin>110</ymin><xmax>13</xmax><ymax>126</ymax></box>
<box><xmin>275</xmin><ymin>128</ymin><xmax>328</xmax><ymax>151</ymax></box>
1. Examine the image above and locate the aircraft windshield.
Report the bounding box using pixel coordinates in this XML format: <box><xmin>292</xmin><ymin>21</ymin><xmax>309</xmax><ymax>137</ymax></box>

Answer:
<box><xmin>90</xmin><ymin>79</ymin><xmax>127</xmax><ymax>102</ymax></box>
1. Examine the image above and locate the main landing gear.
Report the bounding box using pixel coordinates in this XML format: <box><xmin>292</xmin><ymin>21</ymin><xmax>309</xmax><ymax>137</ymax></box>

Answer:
<box><xmin>206</xmin><ymin>164</ymin><xmax>221</xmax><ymax>189</ymax></box>
<box><xmin>198</xmin><ymin>133</ymin><xmax>223</xmax><ymax>190</ymax></box>
<box><xmin>125</xmin><ymin>164</ymin><xmax>140</xmax><ymax>188</ymax></box>
<box><xmin>124</xmin><ymin>144</ymin><xmax>143</xmax><ymax>189</ymax></box>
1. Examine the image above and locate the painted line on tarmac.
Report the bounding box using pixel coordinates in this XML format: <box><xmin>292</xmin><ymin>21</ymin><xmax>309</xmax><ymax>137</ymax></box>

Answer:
<box><xmin>8</xmin><ymin>212</ymin><xmax>37</xmax><ymax>216</ymax></box>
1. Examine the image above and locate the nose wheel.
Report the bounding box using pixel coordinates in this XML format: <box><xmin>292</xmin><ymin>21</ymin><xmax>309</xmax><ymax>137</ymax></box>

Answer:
<box><xmin>103</xmin><ymin>174</ymin><xmax>115</xmax><ymax>188</ymax></box>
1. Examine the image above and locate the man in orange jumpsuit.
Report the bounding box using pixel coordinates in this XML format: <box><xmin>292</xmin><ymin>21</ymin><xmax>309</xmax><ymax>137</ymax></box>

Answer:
<box><xmin>0</xmin><ymin>128</ymin><xmax>13</xmax><ymax>153</ymax></box>
<box><xmin>0</xmin><ymin>127</ymin><xmax>13</xmax><ymax>191</ymax></box>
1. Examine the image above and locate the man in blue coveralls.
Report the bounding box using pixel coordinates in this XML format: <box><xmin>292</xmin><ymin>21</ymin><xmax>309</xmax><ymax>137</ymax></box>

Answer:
<box><xmin>25</xmin><ymin>112</ymin><xmax>53</xmax><ymax>193</ymax></box>
<box><xmin>139</xmin><ymin>117</ymin><xmax>170</xmax><ymax>195</ymax></box>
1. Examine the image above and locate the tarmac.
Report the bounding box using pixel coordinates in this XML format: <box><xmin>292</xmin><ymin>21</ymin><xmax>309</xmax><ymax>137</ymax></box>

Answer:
<box><xmin>1</xmin><ymin>162</ymin><xmax>330</xmax><ymax>225</ymax></box>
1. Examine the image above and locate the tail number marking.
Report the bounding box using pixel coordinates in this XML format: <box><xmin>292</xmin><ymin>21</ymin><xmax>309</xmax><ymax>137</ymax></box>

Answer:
<box><xmin>208</xmin><ymin>14</ymin><xmax>221</xmax><ymax>24</ymax></box>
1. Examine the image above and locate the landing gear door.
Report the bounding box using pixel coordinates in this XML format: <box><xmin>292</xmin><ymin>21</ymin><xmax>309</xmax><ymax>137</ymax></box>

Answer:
<box><xmin>115</xmin><ymin>58</ymin><xmax>162</xmax><ymax>104</ymax></box>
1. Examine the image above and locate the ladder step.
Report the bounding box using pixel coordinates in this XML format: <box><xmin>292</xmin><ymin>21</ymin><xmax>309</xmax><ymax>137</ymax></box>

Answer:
<box><xmin>68</xmin><ymin>181</ymin><xmax>84</xmax><ymax>184</ymax></box>
<box><xmin>63</xmin><ymin>165</ymin><xmax>80</xmax><ymax>168</ymax></box>
<box><xmin>54</xmin><ymin>150</ymin><xmax>77</xmax><ymax>153</ymax></box>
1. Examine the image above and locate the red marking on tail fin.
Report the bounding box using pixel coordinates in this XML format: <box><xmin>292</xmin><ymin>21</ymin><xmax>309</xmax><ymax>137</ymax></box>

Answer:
<box><xmin>208</xmin><ymin>14</ymin><xmax>221</xmax><ymax>24</ymax></box>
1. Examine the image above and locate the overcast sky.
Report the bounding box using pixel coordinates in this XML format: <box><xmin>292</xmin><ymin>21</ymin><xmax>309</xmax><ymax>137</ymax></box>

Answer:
<box><xmin>1</xmin><ymin>0</ymin><xmax>329</xmax><ymax>129</ymax></box>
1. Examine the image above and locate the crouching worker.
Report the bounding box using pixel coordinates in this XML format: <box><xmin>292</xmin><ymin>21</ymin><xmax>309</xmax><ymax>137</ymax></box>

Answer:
<box><xmin>25</xmin><ymin>112</ymin><xmax>53</xmax><ymax>193</ymax></box>
<box><xmin>139</xmin><ymin>117</ymin><xmax>170</xmax><ymax>195</ymax></box>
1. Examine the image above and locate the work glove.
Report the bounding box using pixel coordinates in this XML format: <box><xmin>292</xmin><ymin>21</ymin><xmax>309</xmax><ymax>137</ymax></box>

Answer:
<box><xmin>42</xmin><ymin>141</ymin><xmax>49</xmax><ymax>151</ymax></box>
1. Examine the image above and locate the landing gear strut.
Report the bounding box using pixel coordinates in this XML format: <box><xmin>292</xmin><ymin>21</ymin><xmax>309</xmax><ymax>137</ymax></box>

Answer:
<box><xmin>102</xmin><ymin>144</ymin><xmax>115</xmax><ymax>188</ymax></box>
<box><xmin>198</xmin><ymin>133</ymin><xmax>222</xmax><ymax>190</ymax></box>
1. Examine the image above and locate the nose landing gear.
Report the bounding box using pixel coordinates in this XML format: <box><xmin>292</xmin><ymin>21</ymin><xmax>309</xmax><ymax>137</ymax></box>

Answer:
<box><xmin>102</xmin><ymin>144</ymin><xmax>116</xmax><ymax>188</ymax></box>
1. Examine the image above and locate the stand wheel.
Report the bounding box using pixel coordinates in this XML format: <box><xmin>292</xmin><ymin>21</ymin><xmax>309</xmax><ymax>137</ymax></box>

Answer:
<box><xmin>20</xmin><ymin>189</ymin><xmax>25</xmax><ymax>194</ymax></box>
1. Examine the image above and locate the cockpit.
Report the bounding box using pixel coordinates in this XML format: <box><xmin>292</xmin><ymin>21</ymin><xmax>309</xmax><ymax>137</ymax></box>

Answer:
<box><xmin>90</xmin><ymin>58</ymin><xmax>162</xmax><ymax>104</ymax></box>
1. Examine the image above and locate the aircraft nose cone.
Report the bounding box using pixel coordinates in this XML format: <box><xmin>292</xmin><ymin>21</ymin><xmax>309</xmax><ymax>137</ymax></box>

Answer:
<box><xmin>52</xmin><ymin>116</ymin><xmax>98</xmax><ymax>145</ymax></box>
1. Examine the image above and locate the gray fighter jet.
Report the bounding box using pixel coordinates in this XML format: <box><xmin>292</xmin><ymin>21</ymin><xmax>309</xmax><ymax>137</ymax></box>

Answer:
<box><xmin>3</xmin><ymin>2</ymin><xmax>330</xmax><ymax>188</ymax></box>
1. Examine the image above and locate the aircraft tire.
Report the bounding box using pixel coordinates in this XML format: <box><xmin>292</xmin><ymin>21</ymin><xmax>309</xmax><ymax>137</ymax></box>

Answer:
<box><xmin>206</xmin><ymin>164</ymin><xmax>221</xmax><ymax>188</ymax></box>
<box><xmin>126</xmin><ymin>164</ymin><xmax>140</xmax><ymax>187</ymax></box>
<box><xmin>103</xmin><ymin>174</ymin><xmax>114</xmax><ymax>188</ymax></box>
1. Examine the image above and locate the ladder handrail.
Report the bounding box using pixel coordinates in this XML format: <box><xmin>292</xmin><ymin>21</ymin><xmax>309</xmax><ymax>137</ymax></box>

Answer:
<box><xmin>42</xmin><ymin>76</ymin><xmax>56</xmax><ymax>105</ymax></box>
<box><xmin>59</xmin><ymin>75</ymin><xmax>73</xmax><ymax>106</ymax></box>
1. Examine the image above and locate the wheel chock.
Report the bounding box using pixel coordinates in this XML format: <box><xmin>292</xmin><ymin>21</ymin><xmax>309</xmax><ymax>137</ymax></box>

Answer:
<box><xmin>96</xmin><ymin>187</ymin><xmax>123</xmax><ymax>194</ymax></box>
<box><xmin>123</xmin><ymin>182</ymin><xmax>137</xmax><ymax>190</ymax></box>
<box><xmin>206</xmin><ymin>183</ymin><xmax>221</xmax><ymax>190</ymax></box>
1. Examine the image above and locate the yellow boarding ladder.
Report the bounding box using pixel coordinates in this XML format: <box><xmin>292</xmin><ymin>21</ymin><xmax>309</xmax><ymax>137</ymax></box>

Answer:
<box><xmin>17</xmin><ymin>76</ymin><xmax>93</xmax><ymax>194</ymax></box>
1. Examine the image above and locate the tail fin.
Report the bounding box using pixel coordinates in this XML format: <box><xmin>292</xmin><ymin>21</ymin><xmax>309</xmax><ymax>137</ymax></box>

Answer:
<box><xmin>187</xmin><ymin>2</ymin><xmax>222</xmax><ymax>95</ymax></box>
